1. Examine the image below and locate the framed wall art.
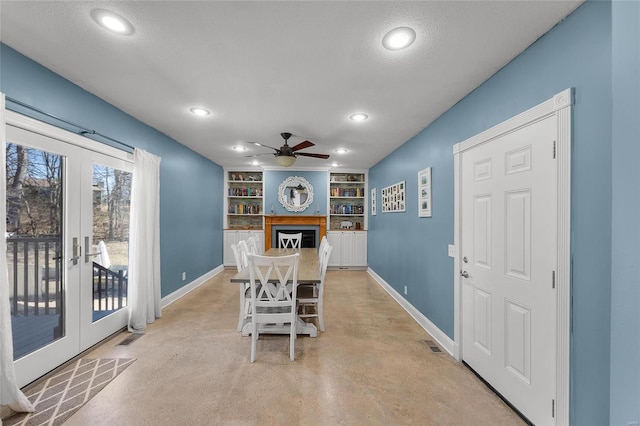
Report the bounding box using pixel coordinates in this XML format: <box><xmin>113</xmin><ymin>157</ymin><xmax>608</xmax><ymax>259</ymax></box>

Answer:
<box><xmin>418</xmin><ymin>167</ymin><xmax>432</xmax><ymax>217</ymax></box>
<box><xmin>371</xmin><ymin>188</ymin><xmax>377</xmax><ymax>216</ymax></box>
<box><xmin>381</xmin><ymin>180</ymin><xmax>406</xmax><ymax>213</ymax></box>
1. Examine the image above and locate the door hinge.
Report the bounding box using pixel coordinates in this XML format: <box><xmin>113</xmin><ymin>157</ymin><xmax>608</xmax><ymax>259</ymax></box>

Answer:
<box><xmin>553</xmin><ymin>141</ymin><xmax>557</xmax><ymax>159</ymax></box>
<box><xmin>552</xmin><ymin>399</ymin><xmax>555</xmax><ymax>418</ymax></box>
<box><xmin>552</xmin><ymin>271</ymin><xmax>556</xmax><ymax>289</ymax></box>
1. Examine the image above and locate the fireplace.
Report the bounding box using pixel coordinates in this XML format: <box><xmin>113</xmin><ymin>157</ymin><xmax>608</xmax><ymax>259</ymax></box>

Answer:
<box><xmin>264</xmin><ymin>215</ymin><xmax>326</xmax><ymax>250</ymax></box>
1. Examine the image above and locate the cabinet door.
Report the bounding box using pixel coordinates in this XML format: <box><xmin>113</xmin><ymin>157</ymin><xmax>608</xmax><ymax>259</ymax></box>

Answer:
<box><xmin>352</xmin><ymin>232</ymin><xmax>367</xmax><ymax>266</ymax></box>
<box><xmin>223</xmin><ymin>231</ymin><xmax>239</xmax><ymax>266</ymax></box>
<box><xmin>341</xmin><ymin>232</ymin><xmax>355</xmax><ymax>266</ymax></box>
<box><xmin>326</xmin><ymin>231</ymin><xmax>342</xmax><ymax>267</ymax></box>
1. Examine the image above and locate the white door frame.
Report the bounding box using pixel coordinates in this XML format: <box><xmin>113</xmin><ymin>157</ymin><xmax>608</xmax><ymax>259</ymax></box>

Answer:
<box><xmin>4</xmin><ymin>106</ymin><xmax>134</xmax><ymax>386</ymax></box>
<box><xmin>453</xmin><ymin>88</ymin><xmax>572</xmax><ymax>425</ymax></box>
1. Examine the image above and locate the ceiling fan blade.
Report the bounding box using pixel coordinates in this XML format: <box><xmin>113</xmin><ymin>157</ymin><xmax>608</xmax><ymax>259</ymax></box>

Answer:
<box><xmin>245</xmin><ymin>153</ymin><xmax>276</xmax><ymax>157</ymax></box>
<box><xmin>296</xmin><ymin>152</ymin><xmax>330</xmax><ymax>159</ymax></box>
<box><xmin>247</xmin><ymin>141</ymin><xmax>280</xmax><ymax>152</ymax></box>
<box><xmin>290</xmin><ymin>140</ymin><xmax>315</xmax><ymax>152</ymax></box>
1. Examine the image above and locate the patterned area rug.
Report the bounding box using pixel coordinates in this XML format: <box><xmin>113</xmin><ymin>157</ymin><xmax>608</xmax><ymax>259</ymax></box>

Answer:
<box><xmin>4</xmin><ymin>358</ymin><xmax>135</xmax><ymax>426</ymax></box>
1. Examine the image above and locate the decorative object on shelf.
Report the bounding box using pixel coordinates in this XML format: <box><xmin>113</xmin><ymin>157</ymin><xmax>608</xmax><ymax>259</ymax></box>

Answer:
<box><xmin>381</xmin><ymin>180</ymin><xmax>406</xmax><ymax>213</ymax></box>
<box><xmin>340</xmin><ymin>221</ymin><xmax>353</xmax><ymax>229</ymax></box>
<box><xmin>418</xmin><ymin>167</ymin><xmax>432</xmax><ymax>217</ymax></box>
<box><xmin>247</xmin><ymin>132</ymin><xmax>330</xmax><ymax>167</ymax></box>
<box><xmin>371</xmin><ymin>188</ymin><xmax>377</xmax><ymax>216</ymax></box>
<box><xmin>278</xmin><ymin>176</ymin><xmax>314</xmax><ymax>212</ymax></box>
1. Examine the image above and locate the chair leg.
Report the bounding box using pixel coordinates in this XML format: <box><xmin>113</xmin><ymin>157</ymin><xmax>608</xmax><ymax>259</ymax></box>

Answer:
<box><xmin>251</xmin><ymin>321</ymin><xmax>258</xmax><ymax>362</ymax></box>
<box><xmin>290</xmin><ymin>321</ymin><xmax>295</xmax><ymax>361</ymax></box>
<box><xmin>318</xmin><ymin>298</ymin><xmax>325</xmax><ymax>332</ymax></box>
<box><xmin>237</xmin><ymin>283</ymin><xmax>245</xmax><ymax>332</ymax></box>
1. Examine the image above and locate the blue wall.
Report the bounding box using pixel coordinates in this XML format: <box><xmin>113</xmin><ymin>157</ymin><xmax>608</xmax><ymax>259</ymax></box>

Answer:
<box><xmin>0</xmin><ymin>44</ymin><xmax>224</xmax><ymax>297</ymax></box>
<box><xmin>369</xmin><ymin>2</ymin><xmax>616</xmax><ymax>424</ymax></box>
<box><xmin>264</xmin><ymin>170</ymin><xmax>327</xmax><ymax>215</ymax></box>
<box><xmin>610</xmin><ymin>1</ymin><xmax>640</xmax><ymax>424</ymax></box>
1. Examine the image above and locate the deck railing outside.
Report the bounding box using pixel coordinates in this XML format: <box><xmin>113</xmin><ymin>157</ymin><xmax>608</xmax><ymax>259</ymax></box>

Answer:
<box><xmin>7</xmin><ymin>236</ymin><xmax>128</xmax><ymax>358</ymax></box>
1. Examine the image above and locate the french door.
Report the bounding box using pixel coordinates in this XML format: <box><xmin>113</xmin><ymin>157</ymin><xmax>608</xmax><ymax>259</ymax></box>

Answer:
<box><xmin>5</xmin><ymin>112</ymin><xmax>133</xmax><ymax>387</ymax></box>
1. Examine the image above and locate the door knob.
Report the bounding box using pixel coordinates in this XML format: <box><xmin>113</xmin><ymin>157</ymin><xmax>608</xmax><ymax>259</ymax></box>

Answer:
<box><xmin>460</xmin><ymin>271</ymin><xmax>469</xmax><ymax>278</ymax></box>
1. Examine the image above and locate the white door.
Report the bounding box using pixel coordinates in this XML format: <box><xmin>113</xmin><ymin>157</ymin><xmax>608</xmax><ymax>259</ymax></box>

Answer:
<box><xmin>6</xmin><ymin>120</ymin><xmax>131</xmax><ymax>386</ymax></box>
<box><xmin>460</xmin><ymin>115</ymin><xmax>557</xmax><ymax>425</ymax></box>
<box><xmin>80</xmin><ymin>154</ymin><xmax>132</xmax><ymax>351</ymax></box>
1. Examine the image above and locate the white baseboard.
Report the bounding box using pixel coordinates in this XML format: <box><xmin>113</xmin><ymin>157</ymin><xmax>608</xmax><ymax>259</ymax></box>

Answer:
<box><xmin>161</xmin><ymin>265</ymin><xmax>225</xmax><ymax>309</ymax></box>
<box><xmin>367</xmin><ymin>267</ymin><xmax>457</xmax><ymax>357</ymax></box>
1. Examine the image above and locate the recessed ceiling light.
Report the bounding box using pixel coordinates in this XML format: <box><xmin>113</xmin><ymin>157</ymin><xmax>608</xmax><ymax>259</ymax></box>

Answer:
<box><xmin>331</xmin><ymin>162</ymin><xmax>340</xmax><ymax>168</ymax></box>
<box><xmin>335</xmin><ymin>148</ymin><xmax>348</xmax><ymax>154</ymax></box>
<box><xmin>250</xmin><ymin>160</ymin><xmax>260</xmax><ymax>166</ymax></box>
<box><xmin>382</xmin><ymin>27</ymin><xmax>416</xmax><ymax>50</ymax></box>
<box><xmin>349</xmin><ymin>113</ymin><xmax>368</xmax><ymax>121</ymax></box>
<box><xmin>189</xmin><ymin>107</ymin><xmax>211</xmax><ymax>116</ymax></box>
<box><xmin>91</xmin><ymin>9</ymin><xmax>135</xmax><ymax>36</ymax></box>
<box><xmin>233</xmin><ymin>146</ymin><xmax>247</xmax><ymax>152</ymax></box>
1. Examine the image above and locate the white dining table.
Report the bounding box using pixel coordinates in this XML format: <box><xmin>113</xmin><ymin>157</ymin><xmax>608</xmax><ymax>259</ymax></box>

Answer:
<box><xmin>230</xmin><ymin>248</ymin><xmax>320</xmax><ymax>337</ymax></box>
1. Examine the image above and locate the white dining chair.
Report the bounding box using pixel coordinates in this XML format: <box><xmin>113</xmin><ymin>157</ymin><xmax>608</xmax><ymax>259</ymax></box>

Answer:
<box><xmin>231</xmin><ymin>243</ymin><xmax>250</xmax><ymax>332</ymax></box>
<box><xmin>247</xmin><ymin>252</ymin><xmax>300</xmax><ymax>362</ymax></box>
<box><xmin>318</xmin><ymin>235</ymin><xmax>328</xmax><ymax>256</ymax></box>
<box><xmin>237</xmin><ymin>240</ymin><xmax>250</xmax><ymax>268</ymax></box>
<box><xmin>298</xmin><ymin>243</ymin><xmax>332</xmax><ymax>332</ymax></box>
<box><xmin>247</xmin><ymin>236</ymin><xmax>258</xmax><ymax>254</ymax></box>
<box><xmin>253</xmin><ymin>234</ymin><xmax>264</xmax><ymax>254</ymax></box>
<box><xmin>279</xmin><ymin>232</ymin><xmax>302</xmax><ymax>249</ymax></box>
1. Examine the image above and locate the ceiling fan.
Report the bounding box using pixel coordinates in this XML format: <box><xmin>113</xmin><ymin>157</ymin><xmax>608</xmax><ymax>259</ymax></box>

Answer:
<box><xmin>247</xmin><ymin>132</ymin><xmax>330</xmax><ymax>167</ymax></box>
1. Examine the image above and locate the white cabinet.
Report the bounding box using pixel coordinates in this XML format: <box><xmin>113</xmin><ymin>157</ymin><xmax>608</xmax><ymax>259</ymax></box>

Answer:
<box><xmin>223</xmin><ymin>230</ymin><xmax>264</xmax><ymax>267</ymax></box>
<box><xmin>326</xmin><ymin>231</ymin><xmax>367</xmax><ymax>269</ymax></box>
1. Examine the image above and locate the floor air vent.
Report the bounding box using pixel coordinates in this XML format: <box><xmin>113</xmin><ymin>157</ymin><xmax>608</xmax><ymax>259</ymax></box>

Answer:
<box><xmin>117</xmin><ymin>334</ymin><xmax>143</xmax><ymax>346</ymax></box>
<box><xmin>424</xmin><ymin>340</ymin><xmax>442</xmax><ymax>353</ymax></box>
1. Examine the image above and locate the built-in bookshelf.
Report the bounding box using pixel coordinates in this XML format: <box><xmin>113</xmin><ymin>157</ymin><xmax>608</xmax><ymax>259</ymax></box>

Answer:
<box><xmin>226</xmin><ymin>170</ymin><xmax>263</xmax><ymax>230</ymax></box>
<box><xmin>329</xmin><ymin>172</ymin><xmax>366</xmax><ymax>230</ymax></box>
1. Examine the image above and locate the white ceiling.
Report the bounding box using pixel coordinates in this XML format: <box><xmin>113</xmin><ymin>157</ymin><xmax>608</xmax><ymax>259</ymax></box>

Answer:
<box><xmin>0</xmin><ymin>1</ymin><xmax>582</xmax><ymax>170</ymax></box>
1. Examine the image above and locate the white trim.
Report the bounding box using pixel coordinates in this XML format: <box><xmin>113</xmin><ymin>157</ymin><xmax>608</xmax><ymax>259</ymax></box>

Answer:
<box><xmin>555</xmin><ymin>99</ymin><xmax>572</xmax><ymax>426</ymax></box>
<box><xmin>161</xmin><ymin>265</ymin><xmax>225</xmax><ymax>309</ymax></box>
<box><xmin>4</xmin><ymin>109</ymin><xmax>133</xmax><ymax>163</ymax></box>
<box><xmin>453</xmin><ymin>88</ymin><xmax>572</xmax><ymax>426</ymax></box>
<box><xmin>367</xmin><ymin>268</ymin><xmax>456</xmax><ymax>356</ymax></box>
<box><xmin>452</xmin><ymin>151</ymin><xmax>462</xmax><ymax>360</ymax></box>
<box><xmin>453</xmin><ymin>88</ymin><xmax>572</xmax><ymax>155</ymax></box>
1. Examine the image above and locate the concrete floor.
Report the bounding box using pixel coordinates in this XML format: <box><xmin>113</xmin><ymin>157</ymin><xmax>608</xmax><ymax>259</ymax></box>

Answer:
<box><xmin>63</xmin><ymin>269</ymin><xmax>525</xmax><ymax>425</ymax></box>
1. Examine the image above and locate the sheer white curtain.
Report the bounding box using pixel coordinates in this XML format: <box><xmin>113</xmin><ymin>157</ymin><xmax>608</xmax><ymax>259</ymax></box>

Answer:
<box><xmin>127</xmin><ymin>148</ymin><xmax>162</xmax><ymax>333</ymax></box>
<box><xmin>0</xmin><ymin>94</ymin><xmax>34</xmax><ymax>416</ymax></box>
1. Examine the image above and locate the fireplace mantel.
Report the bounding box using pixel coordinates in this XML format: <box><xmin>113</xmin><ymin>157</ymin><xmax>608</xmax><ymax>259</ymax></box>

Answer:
<box><xmin>264</xmin><ymin>215</ymin><xmax>326</xmax><ymax>249</ymax></box>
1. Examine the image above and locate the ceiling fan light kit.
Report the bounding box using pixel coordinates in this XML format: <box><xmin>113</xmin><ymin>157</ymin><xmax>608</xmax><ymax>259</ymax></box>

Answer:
<box><xmin>247</xmin><ymin>132</ymin><xmax>330</xmax><ymax>167</ymax></box>
<box><xmin>275</xmin><ymin>155</ymin><xmax>297</xmax><ymax>167</ymax></box>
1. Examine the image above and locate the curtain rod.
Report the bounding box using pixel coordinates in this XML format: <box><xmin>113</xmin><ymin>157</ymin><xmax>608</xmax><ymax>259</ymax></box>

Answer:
<box><xmin>5</xmin><ymin>96</ymin><xmax>135</xmax><ymax>151</ymax></box>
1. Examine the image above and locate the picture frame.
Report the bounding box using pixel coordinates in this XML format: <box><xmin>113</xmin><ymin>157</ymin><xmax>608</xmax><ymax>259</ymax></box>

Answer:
<box><xmin>418</xmin><ymin>167</ymin><xmax>432</xmax><ymax>217</ymax></box>
<box><xmin>371</xmin><ymin>188</ymin><xmax>377</xmax><ymax>216</ymax></box>
<box><xmin>381</xmin><ymin>180</ymin><xmax>406</xmax><ymax>213</ymax></box>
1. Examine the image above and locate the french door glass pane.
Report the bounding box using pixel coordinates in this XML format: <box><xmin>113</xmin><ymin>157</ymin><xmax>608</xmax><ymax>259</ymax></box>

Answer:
<box><xmin>91</xmin><ymin>164</ymin><xmax>131</xmax><ymax>322</ymax></box>
<box><xmin>6</xmin><ymin>143</ymin><xmax>64</xmax><ymax>360</ymax></box>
